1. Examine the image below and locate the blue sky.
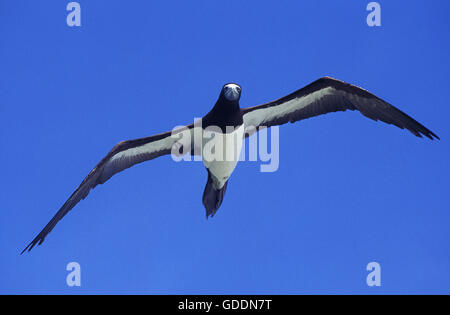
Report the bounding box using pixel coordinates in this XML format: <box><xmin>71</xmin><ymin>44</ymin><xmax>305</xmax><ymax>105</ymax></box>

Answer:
<box><xmin>1</xmin><ymin>1</ymin><xmax>449</xmax><ymax>294</ymax></box>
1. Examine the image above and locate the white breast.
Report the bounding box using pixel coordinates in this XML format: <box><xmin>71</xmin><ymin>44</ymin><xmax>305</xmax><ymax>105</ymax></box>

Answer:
<box><xmin>202</xmin><ymin>125</ymin><xmax>244</xmax><ymax>188</ymax></box>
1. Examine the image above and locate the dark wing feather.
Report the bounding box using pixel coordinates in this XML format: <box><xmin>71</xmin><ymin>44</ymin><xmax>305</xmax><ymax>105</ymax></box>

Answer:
<box><xmin>242</xmin><ymin>77</ymin><xmax>439</xmax><ymax>140</ymax></box>
<box><xmin>22</xmin><ymin>124</ymin><xmax>195</xmax><ymax>253</ymax></box>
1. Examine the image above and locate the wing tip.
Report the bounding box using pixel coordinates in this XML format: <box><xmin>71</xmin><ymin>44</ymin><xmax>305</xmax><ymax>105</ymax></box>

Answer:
<box><xmin>20</xmin><ymin>242</ymin><xmax>35</xmax><ymax>255</ymax></box>
<box><xmin>21</xmin><ymin>235</ymin><xmax>45</xmax><ymax>255</ymax></box>
<box><xmin>429</xmin><ymin>131</ymin><xmax>440</xmax><ymax>141</ymax></box>
<box><xmin>418</xmin><ymin>129</ymin><xmax>439</xmax><ymax>141</ymax></box>
<box><xmin>20</xmin><ymin>243</ymin><xmax>32</xmax><ymax>255</ymax></box>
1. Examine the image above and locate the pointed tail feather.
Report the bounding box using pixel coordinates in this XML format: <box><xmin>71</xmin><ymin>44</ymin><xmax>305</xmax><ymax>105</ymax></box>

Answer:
<box><xmin>202</xmin><ymin>170</ymin><xmax>229</xmax><ymax>218</ymax></box>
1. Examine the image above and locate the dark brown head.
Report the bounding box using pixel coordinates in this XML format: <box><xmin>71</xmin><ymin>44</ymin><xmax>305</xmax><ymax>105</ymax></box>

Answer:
<box><xmin>221</xmin><ymin>83</ymin><xmax>242</xmax><ymax>102</ymax></box>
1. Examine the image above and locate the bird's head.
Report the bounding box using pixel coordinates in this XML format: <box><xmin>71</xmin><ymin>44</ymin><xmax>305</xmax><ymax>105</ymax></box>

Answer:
<box><xmin>221</xmin><ymin>83</ymin><xmax>241</xmax><ymax>102</ymax></box>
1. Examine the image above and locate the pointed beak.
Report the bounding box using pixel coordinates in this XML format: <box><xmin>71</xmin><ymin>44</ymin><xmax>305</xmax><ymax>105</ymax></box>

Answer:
<box><xmin>224</xmin><ymin>87</ymin><xmax>240</xmax><ymax>101</ymax></box>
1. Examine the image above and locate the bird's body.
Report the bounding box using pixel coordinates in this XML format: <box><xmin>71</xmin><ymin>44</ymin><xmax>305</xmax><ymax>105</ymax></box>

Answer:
<box><xmin>22</xmin><ymin>77</ymin><xmax>439</xmax><ymax>253</ymax></box>
<box><xmin>201</xmin><ymin>124</ymin><xmax>244</xmax><ymax>188</ymax></box>
<box><xmin>200</xmin><ymin>83</ymin><xmax>245</xmax><ymax>215</ymax></box>
<box><xmin>200</xmin><ymin>126</ymin><xmax>244</xmax><ymax>218</ymax></box>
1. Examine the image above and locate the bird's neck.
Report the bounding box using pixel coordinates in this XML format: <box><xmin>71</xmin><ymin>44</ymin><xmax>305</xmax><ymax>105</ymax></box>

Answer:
<box><xmin>213</xmin><ymin>99</ymin><xmax>240</xmax><ymax>113</ymax></box>
<box><xmin>204</xmin><ymin>99</ymin><xmax>243</xmax><ymax>131</ymax></box>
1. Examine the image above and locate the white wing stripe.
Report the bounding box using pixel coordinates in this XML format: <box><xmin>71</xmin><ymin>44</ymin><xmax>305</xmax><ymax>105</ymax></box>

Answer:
<box><xmin>244</xmin><ymin>87</ymin><xmax>335</xmax><ymax>127</ymax></box>
<box><xmin>110</xmin><ymin>136</ymin><xmax>175</xmax><ymax>162</ymax></box>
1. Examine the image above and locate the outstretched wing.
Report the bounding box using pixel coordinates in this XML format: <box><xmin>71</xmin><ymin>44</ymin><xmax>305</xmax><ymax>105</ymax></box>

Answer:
<box><xmin>22</xmin><ymin>124</ymin><xmax>196</xmax><ymax>253</ymax></box>
<box><xmin>242</xmin><ymin>77</ymin><xmax>439</xmax><ymax>140</ymax></box>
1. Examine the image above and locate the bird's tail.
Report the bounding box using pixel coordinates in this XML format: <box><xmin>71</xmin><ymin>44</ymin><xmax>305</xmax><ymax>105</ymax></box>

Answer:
<box><xmin>202</xmin><ymin>169</ymin><xmax>228</xmax><ymax>219</ymax></box>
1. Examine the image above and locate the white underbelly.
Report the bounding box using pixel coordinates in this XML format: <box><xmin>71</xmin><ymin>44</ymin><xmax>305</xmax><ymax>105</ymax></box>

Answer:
<box><xmin>202</xmin><ymin>125</ymin><xmax>244</xmax><ymax>188</ymax></box>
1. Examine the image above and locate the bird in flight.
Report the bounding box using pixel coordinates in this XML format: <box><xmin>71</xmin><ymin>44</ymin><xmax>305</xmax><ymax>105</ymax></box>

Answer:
<box><xmin>22</xmin><ymin>77</ymin><xmax>439</xmax><ymax>253</ymax></box>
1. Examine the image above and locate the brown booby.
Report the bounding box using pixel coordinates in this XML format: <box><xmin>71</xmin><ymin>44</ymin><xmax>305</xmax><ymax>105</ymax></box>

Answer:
<box><xmin>22</xmin><ymin>77</ymin><xmax>439</xmax><ymax>253</ymax></box>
